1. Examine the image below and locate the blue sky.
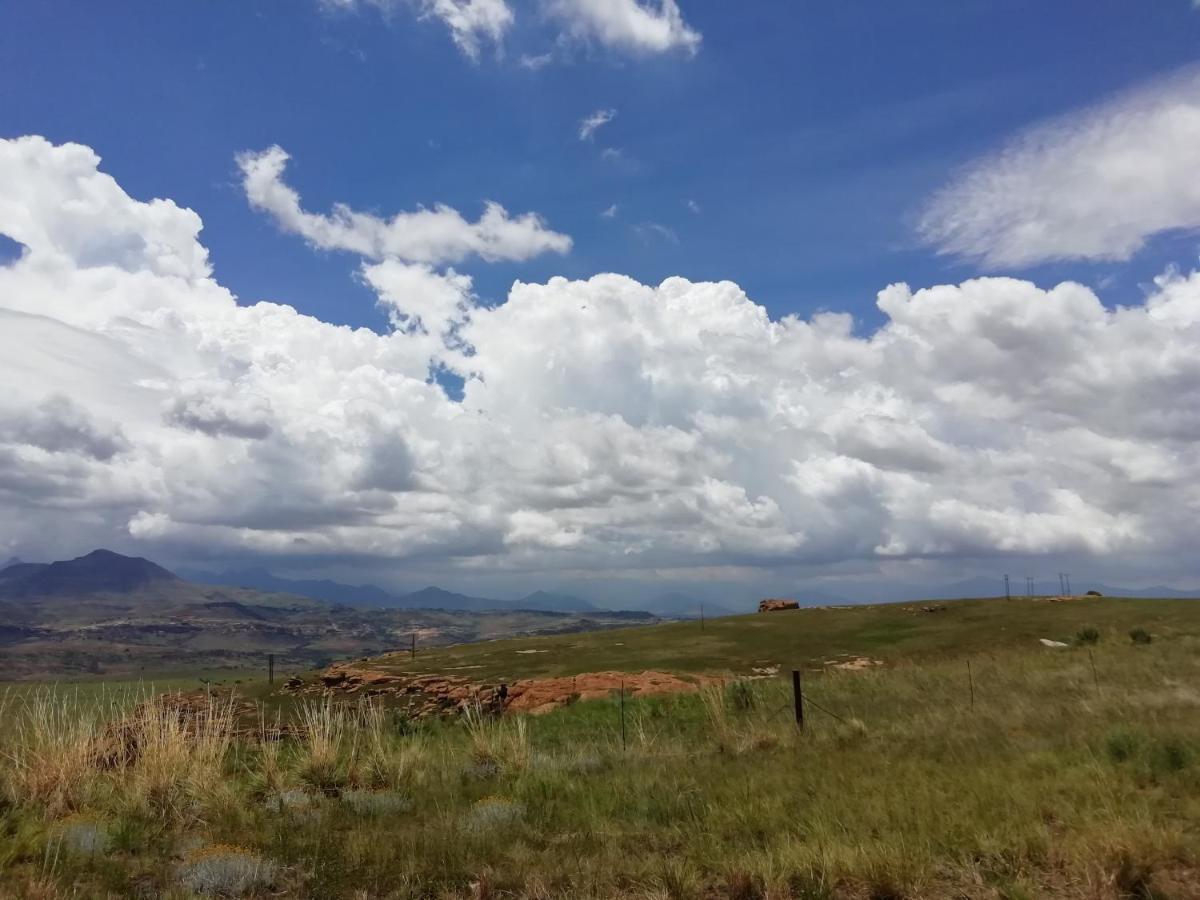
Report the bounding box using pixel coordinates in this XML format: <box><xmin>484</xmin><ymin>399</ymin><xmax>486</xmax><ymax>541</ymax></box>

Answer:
<box><xmin>5</xmin><ymin>1</ymin><xmax>1199</xmax><ymax>335</ymax></box>
<box><xmin>4</xmin><ymin>1</ymin><xmax>1200</xmax><ymax>603</ymax></box>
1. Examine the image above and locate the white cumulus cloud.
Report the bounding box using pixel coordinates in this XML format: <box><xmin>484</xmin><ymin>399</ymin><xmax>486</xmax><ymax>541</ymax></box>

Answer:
<box><xmin>920</xmin><ymin>66</ymin><xmax>1200</xmax><ymax>268</ymax></box>
<box><xmin>5</xmin><ymin>135</ymin><xmax>1200</xmax><ymax>586</ymax></box>
<box><xmin>544</xmin><ymin>0</ymin><xmax>700</xmax><ymax>56</ymax></box>
<box><xmin>237</xmin><ymin>145</ymin><xmax>571</xmax><ymax>264</ymax></box>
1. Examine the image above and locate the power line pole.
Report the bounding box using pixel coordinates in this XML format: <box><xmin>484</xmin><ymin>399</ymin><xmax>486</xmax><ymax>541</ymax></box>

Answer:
<box><xmin>1058</xmin><ymin>573</ymin><xmax>1066</xmax><ymax>595</ymax></box>
<box><xmin>1026</xmin><ymin>577</ymin><xmax>1034</xmax><ymax>598</ymax></box>
<box><xmin>1003</xmin><ymin>574</ymin><xmax>1010</xmax><ymax>600</ymax></box>
<box><xmin>1065</xmin><ymin>573</ymin><xmax>1072</xmax><ymax>595</ymax></box>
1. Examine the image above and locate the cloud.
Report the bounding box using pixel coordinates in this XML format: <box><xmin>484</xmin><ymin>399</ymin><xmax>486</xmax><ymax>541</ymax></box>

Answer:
<box><xmin>165</xmin><ymin>386</ymin><xmax>274</xmax><ymax>440</ymax></box>
<box><xmin>1</xmin><ymin>395</ymin><xmax>128</xmax><ymax>461</ymax></box>
<box><xmin>686</xmin><ymin>199</ymin><xmax>700</xmax><ymax>215</ymax></box>
<box><xmin>321</xmin><ymin>0</ymin><xmax>513</xmax><ymax>60</ymax></box>
<box><xmin>361</xmin><ymin>258</ymin><xmax>475</xmax><ymax>336</ymax></box>
<box><xmin>544</xmin><ymin>0</ymin><xmax>700</xmax><ymax>56</ymax></box>
<box><xmin>600</xmin><ymin>204</ymin><xmax>618</xmax><ymax>219</ymax></box>
<box><xmin>518</xmin><ymin>51</ymin><xmax>554</xmax><ymax>70</ymax></box>
<box><xmin>920</xmin><ymin>67</ymin><xmax>1200</xmax><ymax>268</ymax></box>
<box><xmin>237</xmin><ymin>145</ymin><xmax>571</xmax><ymax>264</ymax></box>
<box><xmin>579</xmin><ymin>108</ymin><xmax>616</xmax><ymax>141</ymax></box>
<box><xmin>421</xmin><ymin>0</ymin><xmax>513</xmax><ymax>59</ymax></box>
<box><xmin>633</xmin><ymin>222</ymin><xmax>678</xmax><ymax>244</ymax></box>
<box><xmin>6</xmin><ymin>135</ymin><xmax>1200</xmax><ymax>585</ymax></box>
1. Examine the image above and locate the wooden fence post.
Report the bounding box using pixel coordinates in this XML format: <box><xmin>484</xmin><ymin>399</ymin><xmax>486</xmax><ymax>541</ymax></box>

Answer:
<box><xmin>620</xmin><ymin>680</ymin><xmax>627</xmax><ymax>751</ymax></box>
<box><xmin>792</xmin><ymin>669</ymin><xmax>804</xmax><ymax>730</ymax></box>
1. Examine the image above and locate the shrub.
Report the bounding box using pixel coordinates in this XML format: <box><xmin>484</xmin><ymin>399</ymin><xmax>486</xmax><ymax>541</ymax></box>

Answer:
<box><xmin>178</xmin><ymin>845</ymin><xmax>276</xmax><ymax>897</ymax></box>
<box><xmin>1129</xmin><ymin>628</ymin><xmax>1153</xmax><ymax>645</ymax></box>
<box><xmin>1074</xmin><ymin>627</ymin><xmax>1100</xmax><ymax>646</ymax></box>
<box><xmin>298</xmin><ymin>700</ymin><xmax>348</xmax><ymax>794</ymax></box>
<box><xmin>727</xmin><ymin>680</ymin><xmax>758</xmax><ymax>712</ymax></box>
<box><xmin>1104</xmin><ymin>730</ymin><xmax>1141</xmax><ymax>764</ymax></box>
<box><xmin>57</xmin><ymin>816</ymin><xmax>109</xmax><ymax>856</ymax></box>
<box><xmin>464</xmin><ymin>797</ymin><xmax>525</xmax><ymax>835</ymax></box>
<box><xmin>341</xmin><ymin>790</ymin><xmax>412</xmax><ymax>817</ymax></box>
<box><xmin>462</xmin><ymin>704</ymin><xmax>529</xmax><ymax>777</ymax></box>
<box><xmin>1149</xmin><ymin>738</ymin><xmax>1193</xmax><ymax>776</ymax></box>
<box><xmin>264</xmin><ymin>789</ymin><xmax>318</xmax><ymax>813</ymax></box>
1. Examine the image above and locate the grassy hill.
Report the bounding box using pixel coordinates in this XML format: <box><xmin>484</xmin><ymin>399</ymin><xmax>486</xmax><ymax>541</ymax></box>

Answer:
<box><xmin>351</xmin><ymin>594</ymin><xmax>1200</xmax><ymax>682</ymax></box>
<box><xmin>2</xmin><ymin>594</ymin><xmax>1198</xmax><ymax>898</ymax></box>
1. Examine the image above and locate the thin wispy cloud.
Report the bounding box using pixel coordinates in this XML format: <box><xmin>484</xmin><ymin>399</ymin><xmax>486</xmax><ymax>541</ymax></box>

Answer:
<box><xmin>686</xmin><ymin>199</ymin><xmax>701</xmax><ymax>214</ymax></box>
<box><xmin>322</xmin><ymin>0</ymin><xmax>514</xmax><ymax>60</ymax></box>
<box><xmin>601</xmin><ymin>203</ymin><xmax>619</xmax><ymax>218</ymax></box>
<box><xmin>579</xmin><ymin>108</ymin><xmax>616</xmax><ymax>141</ymax></box>
<box><xmin>518</xmin><ymin>51</ymin><xmax>554</xmax><ymax>70</ymax></box>
<box><xmin>633</xmin><ymin>222</ymin><xmax>678</xmax><ymax>244</ymax></box>
<box><xmin>920</xmin><ymin>66</ymin><xmax>1200</xmax><ymax>268</ymax></box>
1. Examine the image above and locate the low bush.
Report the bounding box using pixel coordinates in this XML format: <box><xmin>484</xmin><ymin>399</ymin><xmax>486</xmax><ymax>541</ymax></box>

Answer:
<box><xmin>340</xmin><ymin>789</ymin><xmax>412</xmax><ymax>817</ymax></box>
<box><xmin>57</xmin><ymin>816</ymin><xmax>109</xmax><ymax>856</ymax></box>
<box><xmin>1129</xmin><ymin>627</ymin><xmax>1153</xmax><ymax>645</ymax></box>
<box><xmin>1074</xmin><ymin>626</ymin><xmax>1101</xmax><ymax>646</ymax></box>
<box><xmin>177</xmin><ymin>845</ymin><xmax>276</xmax><ymax>897</ymax></box>
<box><xmin>464</xmin><ymin>797</ymin><xmax>525</xmax><ymax>834</ymax></box>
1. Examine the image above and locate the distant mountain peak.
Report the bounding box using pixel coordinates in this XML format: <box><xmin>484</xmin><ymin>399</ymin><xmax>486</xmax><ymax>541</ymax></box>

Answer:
<box><xmin>0</xmin><ymin>548</ymin><xmax>178</xmax><ymax>597</ymax></box>
<box><xmin>515</xmin><ymin>590</ymin><xmax>597</xmax><ymax>613</ymax></box>
<box><xmin>1</xmin><ymin>556</ymin><xmax>22</xmax><ymax>571</ymax></box>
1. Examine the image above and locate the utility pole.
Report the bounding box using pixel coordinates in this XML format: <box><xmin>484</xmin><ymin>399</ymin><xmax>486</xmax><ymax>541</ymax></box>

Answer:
<box><xmin>1058</xmin><ymin>573</ymin><xmax>1066</xmax><ymax>595</ymax></box>
<box><xmin>1003</xmin><ymin>574</ymin><xmax>1010</xmax><ymax>600</ymax></box>
<box><xmin>699</xmin><ymin>603</ymin><xmax>705</xmax><ymax>631</ymax></box>
<box><xmin>1065</xmin><ymin>573</ymin><xmax>1072</xmax><ymax>595</ymax></box>
<box><xmin>1026</xmin><ymin>577</ymin><xmax>1034</xmax><ymax>598</ymax></box>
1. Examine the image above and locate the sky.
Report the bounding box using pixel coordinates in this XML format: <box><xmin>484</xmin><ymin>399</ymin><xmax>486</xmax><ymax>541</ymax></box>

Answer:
<box><xmin>2</xmin><ymin>1</ymin><xmax>1200</xmax><ymax>606</ymax></box>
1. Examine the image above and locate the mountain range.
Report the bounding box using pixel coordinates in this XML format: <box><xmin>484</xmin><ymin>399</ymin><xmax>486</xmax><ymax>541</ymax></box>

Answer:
<box><xmin>180</xmin><ymin>566</ymin><xmax>726</xmax><ymax>617</ymax></box>
<box><xmin>0</xmin><ymin>550</ymin><xmax>657</xmax><ymax>680</ymax></box>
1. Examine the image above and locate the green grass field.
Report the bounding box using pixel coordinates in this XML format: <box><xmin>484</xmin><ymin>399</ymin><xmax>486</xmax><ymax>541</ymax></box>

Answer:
<box><xmin>0</xmin><ymin>596</ymin><xmax>1197</xmax><ymax>898</ymax></box>
<box><xmin>360</xmin><ymin>595</ymin><xmax>1200</xmax><ymax>682</ymax></box>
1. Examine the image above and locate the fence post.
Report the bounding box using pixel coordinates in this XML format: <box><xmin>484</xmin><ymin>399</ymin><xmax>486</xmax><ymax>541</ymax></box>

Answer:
<box><xmin>411</xmin><ymin>633</ymin><xmax>416</xmax><ymax>660</ymax></box>
<box><xmin>619</xmin><ymin>680</ymin><xmax>627</xmax><ymax>751</ymax></box>
<box><xmin>268</xmin><ymin>653</ymin><xmax>275</xmax><ymax>686</ymax></box>
<box><xmin>792</xmin><ymin>669</ymin><xmax>804</xmax><ymax>730</ymax></box>
<box><xmin>1088</xmin><ymin>649</ymin><xmax>1100</xmax><ymax>695</ymax></box>
<box><xmin>967</xmin><ymin>658</ymin><xmax>974</xmax><ymax>709</ymax></box>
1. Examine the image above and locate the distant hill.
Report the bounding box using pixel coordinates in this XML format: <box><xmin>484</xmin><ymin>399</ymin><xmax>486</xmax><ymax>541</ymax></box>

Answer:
<box><xmin>514</xmin><ymin>590</ymin><xmax>598</xmax><ymax>613</ymax></box>
<box><xmin>188</xmin><ymin>569</ymin><xmax>606</xmax><ymax>614</ymax></box>
<box><xmin>0</xmin><ymin>549</ymin><xmax>649</xmax><ymax>679</ymax></box>
<box><xmin>0</xmin><ymin>549</ymin><xmax>178</xmax><ymax>597</ymax></box>
<box><xmin>397</xmin><ymin>586</ymin><xmax>504</xmax><ymax>611</ymax></box>
<box><xmin>185</xmin><ymin>567</ymin><xmax>397</xmax><ymax>608</ymax></box>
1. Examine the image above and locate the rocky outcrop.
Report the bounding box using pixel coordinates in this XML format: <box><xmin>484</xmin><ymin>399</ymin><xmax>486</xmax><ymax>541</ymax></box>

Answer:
<box><xmin>504</xmin><ymin>670</ymin><xmax>717</xmax><ymax>715</ymax></box>
<box><xmin>291</xmin><ymin>665</ymin><xmax>716</xmax><ymax>718</ymax></box>
<box><xmin>758</xmin><ymin>598</ymin><xmax>799</xmax><ymax>612</ymax></box>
